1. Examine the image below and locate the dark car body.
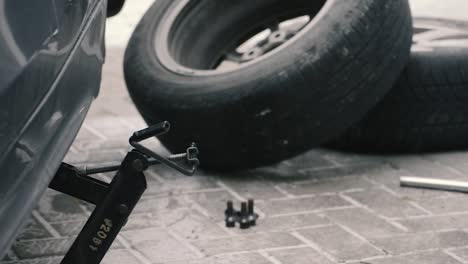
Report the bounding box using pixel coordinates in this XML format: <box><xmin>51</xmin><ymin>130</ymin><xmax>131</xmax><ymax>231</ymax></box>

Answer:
<box><xmin>0</xmin><ymin>0</ymin><xmax>107</xmax><ymax>256</ymax></box>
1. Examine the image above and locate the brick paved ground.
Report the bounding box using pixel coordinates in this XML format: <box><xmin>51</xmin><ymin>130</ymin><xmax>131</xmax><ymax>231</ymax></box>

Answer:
<box><xmin>3</xmin><ymin>1</ymin><xmax>468</xmax><ymax>263</ymax></box>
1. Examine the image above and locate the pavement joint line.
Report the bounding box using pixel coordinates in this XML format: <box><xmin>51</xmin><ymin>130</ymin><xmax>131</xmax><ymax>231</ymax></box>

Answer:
<box><xmin>215</xmin><ymin>221</ymin><xmax>237</xmax><ymax>236</ymax></box>
<box><xmin>186</xmin><ymin>197</ymin><xmax>213</xmax><ymax>219</ymax></box>
<box><xmin>288</xmin><ymin>224</ymin><xmax>337</xmax><ymax>232</ymax></box>
<box><xmin>407</xmin><ymin>201</ymin><xmax>434</xmax><ymax>216</ymax></box>
<box><xmin>116</xmin><ymin>117</ymin><xmax>140</xmax><ymax>130</ymax></box>
<box><xmin>371</xmin><ymin>228</ymin><xmax>462</xmax><ymax>240</ymax></box>
<box><xmin>144</xmin><ymin>169</ymin><xmax>165</xmax><ymax>183</ymax></box>
<box><xmin>392</xmin><ymin>211</ymin><xmax>468</xmax><ymax>221</ymax></box>
<box><xmin>268</xmin><ymin>194</ymin><xmax>318</xmax><ymax>201</ymax></box>
<box><xmin>115</xmin><ymin>235</ymin><xmax>152</xmax><ymax>264</ymax></box>
<box><xmin>336</xmin><ymin>222</ymin><xmax>386</xmax><ymax>255</ymax></box>
<box><xmin>338</xmin><ymin>193</ymin><xmax>409</xmax><ymax>232</ymax></box>
<box><xmin>263</xmin><ymin>244</ymin><xmax>310</xmax><ymax>253</ymax></box>
<box><xmin>31</xmin><ymin>210</ymin><xmax>61</xmax><ymax>238</ymax></box>
<box><xmin>423</xmin><ymin>156</ymin><xmax>468</xmax><ymax>178</ymax></box>
<box><xmin>290</xmin><ymin>231</ymin><xmax>337</xmax><ymax>263</ymax></box>
<box><xmin>204</xmin><ymin>243</ymin><xmax>311</xmax><ymax>258</ymax></box>
<box><xmin>344</xmin><ymin>248</ymin><xmax>442</xmax><ymax>263</ymax></box>
<box><xmin>258</xmin><ymin>249</ymin><xmax>283</xmax><ymax>264</ymax></box>
<box><xmin>82</xmin><ymin>123</ymin><xmax>107</xmax><ymax>140</ymax></box>
<box><xmin>273</xmin><ymin>185</ymin><xmax>295</xmax><ymax>198</ymax></box>
<box><xmin>216</xmin><ymin>181</ymin><xmax>247</xmax><ymax>201</ymax></box>
<box><xmin>167</xmin><ymin>229</ymin><xmax>205</xmax><ymax>258</ymax></box>
<box><xmin>140</xmin><ymin>188</ymin><xmax>225</xmax><ymax>200</ymax></box>
<box><xmin>378</xmin><ymin>185</ymin><xmax>433</xmax><ymax>216</ymax></box>
<box><xmin>269</xmin><ymin>205</ymin><xmax>358</xmax><ymax>218</ymax></box>
<box><xmin>443</xmin><ymin>249</ymin><xmax>468</xmax><ymax>264</ymax></box>
<box><xmin>340</xmin><ymin>189</ymin><xmax>366</xmax><ymax>194</ymax></box>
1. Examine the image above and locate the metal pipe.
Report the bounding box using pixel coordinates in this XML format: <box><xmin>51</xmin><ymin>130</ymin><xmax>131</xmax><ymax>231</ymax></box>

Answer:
<box><xmin>400</xmin><ymin>176</ymin><xmax>468</xmax><ymax>193</ymax></box>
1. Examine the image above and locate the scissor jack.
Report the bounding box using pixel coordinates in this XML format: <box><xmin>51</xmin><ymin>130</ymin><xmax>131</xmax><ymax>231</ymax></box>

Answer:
<box><xmin>48</xmin><ymin>121</ymin><xmax>199</xmax><ymax>264</ymax></box>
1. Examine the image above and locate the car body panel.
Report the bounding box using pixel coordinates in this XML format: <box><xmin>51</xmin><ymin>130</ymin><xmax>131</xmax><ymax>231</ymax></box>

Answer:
<box><xmin>0</xmin><ymin>0</ymin><xmax>106</xmax><ymax>256</ymax></box>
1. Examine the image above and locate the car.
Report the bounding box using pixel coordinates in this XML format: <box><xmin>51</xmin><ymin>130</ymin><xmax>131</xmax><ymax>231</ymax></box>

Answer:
<box><xmin>0</xmin><ymin>0</ymin><xmax>118</xmax><ymax>258</ymax></box>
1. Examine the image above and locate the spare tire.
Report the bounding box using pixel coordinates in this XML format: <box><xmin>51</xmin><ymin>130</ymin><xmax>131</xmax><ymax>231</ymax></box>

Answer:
<box><xmin>328</xmin><ymin>18</ymin><xmax>468</xmax><ymax>153</ymax></box>
<box><xmin>124</xmin><ymin>0</ymin><xmax>413</xmax><ymax>171</ymax></box>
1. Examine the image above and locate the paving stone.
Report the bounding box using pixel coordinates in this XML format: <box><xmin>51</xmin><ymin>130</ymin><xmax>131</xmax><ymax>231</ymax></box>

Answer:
<box><xmin>231</xmin><ymin>213</ymin><xmax>330</xmax><ymax>234</ymax></box>
<box><xmin>73</xmin><ymin>139</ymin><xmax>130</xmax><ymax>152</ymax></box>
<box><xmin>192</xmin><ymin>232</ymin><xmax>302</xmax><ymax>256</ymax></box>
<box><xmin>82</xmin><ymin>149</ymin><xmax>127</xmax><ymax>164</ymax></box>
<box><xmin>385</xmin><ymin>156</ymin><xmax>466</xmax><ymax>180</ymax></box>
<box><xmin>424</xmin><ymin>152</ymin><xmax>468</xmax><ymax>178</ymax></box>
<box><xmin>324</xmin><ymin>208</ymin><xmax>405</xmax><ymax>239</ymax></box>
<box><xmin>101</xmin><ymin>249</ymin><xmax>142</xmax><ymax>264</ymax></box>
<box><xmin>218</xmin><ymin>175</ymin><xmax>286</xmax><ymax>200</ymax></box>
<box><xmin>121</xmin><ymin>213</ymin><xmax>161</xmax><ymax>231</ymax></box>
<box><xmin>0</xmin><ymin>257</ymin><xmax>61</xmax><ymax>264</ymax></box>
<box><xmin>297</xmin><ymin>225</ymin><xmax>383</xmax><ymax>261</ymax></box>
<box><xmin>73</xmin><ymin>126</ymin><xmax>102</xmax><ymax>141</ymax></box>
<box><xmin>16</xmin><ymin>218</ymin><xmax>53</xmax><ymax>241</ymax></box>
<box><xmin>364</xmin><ymin>251</ymin><xmax>461</xmax><ymax>264</ymax></box>
<box><xmin>50</xmin><ymin>221</ymin><xmax>86</xmax><ymax>237</ymax></box>
<box><xmin>132</xmin><ymin>195</ymin><xmax>188</xmax><ymax>214</ymax></box>
<box><xmin>162</xmin><ymin>253</ymin><xmax>271</xmax><ymax>264</ymax></box>
<box><xmin>84</xmin><ymin>116</ymin><xmax>134</xmax><ymax>137</ymax></box>
<box><xmin>36</xmin><ymin>190</ymin><xmax>88</xmax><ymax>223</ymax></box>
<box><xmin>268</xmin><ymin>247</ymin><xmax>334</xmax><ymax>264</ymax></box>
<box><xmin>386</xmin><ymin>184</ymin><xmax>455</xmax><ymax>203</ymax></box>
<box><xmin>13</xmin><ymin>238</ymin><xmax>123</xmax><ymax>259</ymax></box>
<box><xmin>258</xmin><ymin>195</ymin><xmax>351</xmax><ymax>216</ymax></box>
<box><xmin>361</xmin><ymin>165</ymin><xmax>408</xmax><ymax>186</ymax></box>
<box><xmin>371</xmin><ymin>231</ymin><xmax>468</xmax><ymax>255</ymax></box>
<box><xmin>346</xmin><ymin>188</ymin><xmax>428</xmax><ymax>219</ymax></box>
<box><xmin>278</xmin><ymin>176</ymin><xmax>375</xmax><ymax>196</ymax></box>
<box><xmin>13</xmin><ymin>238</ymin><xmax>74</xmax><ymax>259</ymax></box>
<box><xmin>397</xmin><ymin>213</ymin><xmax>468</xmax><ymax>232</ymax></box>
<box><xmin>449</xmin><ymin>247</ymin><xmax>468</xmax><ymax>262</ymax></box>
<box><xmin>155</xmin><ymin>209</ymin><xmax>229</xmax><ymax>240</ymax></box>
<box><xmin>144</xmin><ymin>176</ymin><xmax>219</xmax><ymax>197</ymax></box>
<box><xmin>187</xmin><ymin>191</ymin><xmax>238</xmax><ymax>221</ymax></box>
<box><xmin>299</xmin><ymin>163</ymin><xmax>388</xmax><ymax>179</ymax></box>
<box><xmin>121</xmin><ymin>228</ymin><xmax>196</xmax><ymax>263</ymax></box>
<box><xmin>416</xmin><ymin>195</ymin><xmax>468</xmax><ymax>214</ymax></box>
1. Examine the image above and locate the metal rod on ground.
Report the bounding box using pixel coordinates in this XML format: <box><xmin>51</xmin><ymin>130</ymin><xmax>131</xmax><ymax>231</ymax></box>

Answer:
<box><xmin>400</xmin><ymin>176</ymin><xmax>468</xmax><ymax>193</ymax></box>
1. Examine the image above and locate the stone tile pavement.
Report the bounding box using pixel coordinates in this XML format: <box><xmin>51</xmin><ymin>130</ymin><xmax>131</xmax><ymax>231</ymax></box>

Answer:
<box><xmin>4</xmin><ymin>0</ymin><xmax>468</xmax><ymax>263</ymax></box>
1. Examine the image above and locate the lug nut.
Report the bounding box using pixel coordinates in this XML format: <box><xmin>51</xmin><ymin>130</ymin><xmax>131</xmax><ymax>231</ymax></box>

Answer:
<box><xmin>239</xmin><ymin>202</ymin><xmax>250</xmax><ymax>229</ymax></box>
<box><xmin>225</xmin><ymin>201</ymin><xmax>237</xmax><ymax>228</ymax></box>
<box><xmin>247</xmin><ymin>199</ymin><xmax>258</xmax><ymax>226</ymax></box>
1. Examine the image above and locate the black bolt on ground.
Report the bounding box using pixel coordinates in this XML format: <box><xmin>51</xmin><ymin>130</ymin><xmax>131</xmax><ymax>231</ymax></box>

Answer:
<box><xmin>225</xmin><ymin>201</ymin><xmax>237</xmax><ymax>228</ymax></box>
<box><xmin>247</xmin><ymin>199</ymin><xmax>258</xmax><ymax>226</ymax></box>
<box><xmin>239</xmin><ymin>202</ymin><xmax>250</xmax><ymax>229</ymax></box>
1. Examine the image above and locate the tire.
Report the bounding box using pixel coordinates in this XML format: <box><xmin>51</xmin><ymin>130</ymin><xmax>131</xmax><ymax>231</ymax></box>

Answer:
<box><xmin>124</xmin><ymin>0</ymin><xmax>413</xmax><ymax>171</ymax></box>
<box><xmin>328</xmin><ymin>18</ymin><xmax>468</xmax><ymax>153</ymax></box>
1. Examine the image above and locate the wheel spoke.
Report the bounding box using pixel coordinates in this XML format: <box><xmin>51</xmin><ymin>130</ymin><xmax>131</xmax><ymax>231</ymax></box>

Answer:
<box><xmin>225</xmin><ymin>51</ymin><xmax>244</xmax><ymax>63</ymax></box>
